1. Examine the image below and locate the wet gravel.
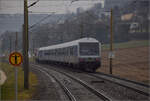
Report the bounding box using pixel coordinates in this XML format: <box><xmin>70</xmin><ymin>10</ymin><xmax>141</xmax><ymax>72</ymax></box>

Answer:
<box><xmin>31</xmin><ymin>67</ymin><xmax>69</xmax><ymax>101</ymax></box>
<box><xmin>42</xmin><ymin>64</ymin><xmax>149</xmax><ymax>101</ymax></box>
<box><xmin>72</xmin><ymin>73</ymin><xmax>149</xmax><ymax>101</ymax></box>
<box><xmin>46</xmin><ymin>68</ymin><xmax>102</xmax><ymax>101</ymax></box>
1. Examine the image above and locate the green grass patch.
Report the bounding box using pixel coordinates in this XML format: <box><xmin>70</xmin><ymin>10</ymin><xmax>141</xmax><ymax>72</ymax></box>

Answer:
<box><xmin>102</xmin><ymin>40</ymin><xmax>149</xmax><ymax>50</ymax></box>
<box><xmin>0</xmin><ymin>62</ymin><xmax>38</xmax><ymax>100</ymax></box>
<box><xmin>29</xmin><ymin>57</ymin><xmax>35</xmax><ymax>62</ymax></box>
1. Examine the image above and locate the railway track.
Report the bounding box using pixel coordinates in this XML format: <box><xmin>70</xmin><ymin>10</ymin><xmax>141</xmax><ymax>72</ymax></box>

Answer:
<box><xmin>96</xmin><ymin>72</ymin><xmax>149</xmax><ymax>87</ymax></box>
<box><xmin>39</xmin><ymin>63</ymin><xmax>149</xmax><ymax>96</ymax></box>
<box><xmin>34</xmin><ymin>63</ymin><xmax>149</xmax><ymax>101</ymax></box>
<box><xmin>61</xmin><ymin>64</ymin><xmax>149</xmax><ymax>96</ymax></box>
<box><xmin>32</xmin><ymin>66</ymin><xmax>76</xmax><ymax>101</ymax></box>
<box><xmin>87</xmin><ymin>72</ymin><xmax>150</xmax><ymax>96</ymax></box>
<box><xmin>32</xmin><ymin>64</ymin><xmax>111</xmax><ymax>101</ymax></box>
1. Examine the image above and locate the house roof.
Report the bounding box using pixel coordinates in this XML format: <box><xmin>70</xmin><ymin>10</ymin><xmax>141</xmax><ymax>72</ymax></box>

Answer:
<box><xmin>121</xmin><ymin>13</ymin><xmax>134</xmax><ymax>21</ymax></box>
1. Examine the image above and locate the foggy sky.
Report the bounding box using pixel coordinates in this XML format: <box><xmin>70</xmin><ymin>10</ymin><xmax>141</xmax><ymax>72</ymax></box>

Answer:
<box><xmin>0</xmin><ymin>0</ymin><xmax>104</xmax><ymax>14</ymax></box>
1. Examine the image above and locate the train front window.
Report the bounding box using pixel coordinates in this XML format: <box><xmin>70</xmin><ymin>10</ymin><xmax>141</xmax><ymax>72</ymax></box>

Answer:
<box><xmin>79</xmin><ymin>43</ymin><xmax>99</xmax><ymax>56</ymax></box>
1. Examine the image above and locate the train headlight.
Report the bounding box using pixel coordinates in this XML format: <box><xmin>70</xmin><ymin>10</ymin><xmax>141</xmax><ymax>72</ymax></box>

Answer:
<box><xmin>96</xmin><ymin>58</ymin><xmax>100</xmax><ymax>61</ymax></box>
<box><xmin>79</xmin><ymin>58</ymin><xmax>84</xmax><ymax>62</ymax></box>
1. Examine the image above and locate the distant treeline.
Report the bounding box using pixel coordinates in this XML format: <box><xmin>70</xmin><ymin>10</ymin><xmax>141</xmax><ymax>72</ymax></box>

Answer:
<box><xmin>0</xmin><ymin>0</ymin><xmax>149</xmax><ymax>54</ymax></box>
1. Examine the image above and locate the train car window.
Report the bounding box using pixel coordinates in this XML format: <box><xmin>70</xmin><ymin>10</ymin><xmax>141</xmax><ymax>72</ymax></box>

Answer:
<box><xmin>64</xmin><ymin>48</ymin><xmax>67</xmax><ymax>55</ymax></box>
<box><xmin>67</xmin><ymin>47</ymin><xmax>69</xmax><ymax>55</ymax></box>
<box><xmin>61</xmin><ymin>48</ymin><xmax>63</xmax><ymax>55</ymax></box>
<box><xmin>51</xmin><ymin>50</ymin><xmax>53</xmax><ymax>55</ymax></box>
<box><xmin>53</xmin><ymin>49</ymin><xmax>55</xmax><ymax>55</ymax></box>
<box><xmin>63</xmin><ymin>48</ymin><xmax>65</xmax><ymax>55</ymax></box>
<box><xmin>70</xmin><ymin>46</ymin><xmax>73</xmax><ymax>56</ymax></box>
<box><xmin>55</xmin><ymin>49</ymin><xmax>56</xmax><ymax>55</ymax></box>
<box><xmin>52</xmin><ymin>49</ymin><xmax>55</xmax><ymax>55</ymax></box>
<box><xmin>50</xmin><ymin>50</ymin><xmax>52</xmax><ymax>55</ymax></box>
<box><xmin>38</xmin><ymin>51</ymin><xmax>42</xmax><ymax>57</ymax></box>
<box><xmin>59</xmin><ymin>49</ymin><xmax>61</xmax><ymax>55</ymax></box>
<box><xmin>44</xmin><ymin>51</ymin><xmax>47</xmax><ymax>55</ymax></box>
<box><xmin>72</xmin><ymin>47</ymin><xmax>74</xmax><ymax>55</ymax></box>
<box><xmin>58</xmin><ymin>49</ymin><xmax>60</xmax><ymax>55</ymax></box>
<box><xmin>44</xmin><ymin>50</ymin><xmax>50</xmax><ymax>55</ymax></box>
<box><xmin>49</xmin><ymin>50</ymin><xmax>51</xmax><ymax>55</ymax></box>
<box><xmin>55</xmin><ymin>49</ymin><xmax>57</xmax><ymax>55</ymax></box>
<box><xmin>79</xmin><ymin>43</ymin><xmax>99</xmax><ymax>56</ymax></box>
<box><xmin>57</xmin><ymin>49</ymin><xmax>59</xmax><ymax>55</ymax></box>
<box><xmin>62</xmin><ymin>48</ymin><xmax>64</xmax><ymax>55</ymax></box>
<box><xmin>73</xmin><ymin>46</ymin><xmax>77</xmax><ymax>56</ymax></box>
<box><xmin>71</xmin><ymin>47</ymin><xmax>73</xmax><ymax>56</ymax></box>
<box><xmin>67</xmin><ymin>47</ymin><xmax>70</xmax><ymax>56</ymax></box>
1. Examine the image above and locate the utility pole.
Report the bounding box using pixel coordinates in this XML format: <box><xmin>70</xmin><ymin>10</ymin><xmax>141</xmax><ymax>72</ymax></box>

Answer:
<box><xmin>15</xmin><ymin>32</ymin><xmax>18</xmax><ymax>51</ymax></box>
<box><xmin>109</xmin><ymin>8</ymin><xmax>113</xmax><ymax>74</ymax></box>
<box><xmin>23</xmin><ymin>0</ymin><xmax>29</xmax><ymax>89</ymax></box>
<box><xmin>32</xmin><ymin>39</ymin><xmax>34</xmax><ymax>56</ymax></box>
<box><xmin>9</xmin><ymin>36</ymin><xmax>12</xmax><ymax>54</ymax></box>
<box><xmin>23</xmin><ymin>0</ymin><xmax>39</xmax><ymax>89</ymax></box>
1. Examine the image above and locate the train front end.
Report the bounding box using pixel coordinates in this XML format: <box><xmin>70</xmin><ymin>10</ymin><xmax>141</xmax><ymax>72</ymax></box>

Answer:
<box><xmin>78</xmin><ymin>42</ymin><xmax>101</xmax><ymax>72</ymax></box>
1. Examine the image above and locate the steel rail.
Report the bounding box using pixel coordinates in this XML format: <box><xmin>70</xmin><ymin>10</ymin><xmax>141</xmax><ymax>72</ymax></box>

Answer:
<box><xmin>96</xmin><ymin>72</ymin><xmax>150</xmax><ymax>87</ymax></box>
<box><xmin>48</xmin><ymin>63</ymin><xmax>149</xmax><ymax>96</ymax></box>
<box><xmin>87</xmin><ymin>73</ymin><xmax>150</xmax><ymax>96</ymax></box>
<box><xmin>32</xmin><ymin>64</ymin><xmax>111</xmax><ymax>101</ymax></box>
<box><xmin>31</xmin><ymin>65</ymin><xmax>77</xmax><ymax>101</ymax></box>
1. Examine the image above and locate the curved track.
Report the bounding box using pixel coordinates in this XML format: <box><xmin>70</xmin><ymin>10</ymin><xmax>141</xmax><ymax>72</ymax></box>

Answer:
<box><xmin>32</xmin><ymin>66</ymin><xmax>76</xmax><ymax>101</ymax></box>
<box><xmin>32</xmin><ymin>64</ymin><xmax>111</xmax><ymax>101</ymax></box>
<box><xmin>46</xmin><ymin>63</ymin><xmax>150</xmax><ymax>97</ymax></box>
<box><xmin>32</xmin><ymin>63</ymin><xmax>149</xmax><ymax>101</ymax></box>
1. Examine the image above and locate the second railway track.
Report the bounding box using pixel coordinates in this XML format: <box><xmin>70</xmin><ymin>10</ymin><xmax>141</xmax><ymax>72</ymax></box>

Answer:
<box><xmin>87</xmin><ymin>73</ymin><xmax>149</xmax><ymax>96</ymax></box>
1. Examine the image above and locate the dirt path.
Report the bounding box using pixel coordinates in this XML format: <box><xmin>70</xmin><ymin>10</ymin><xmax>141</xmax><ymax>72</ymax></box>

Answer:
<box><xmin>97</xmin><ymin>46</ymin><xmax>149</xmax><ymax>84</ymax></box>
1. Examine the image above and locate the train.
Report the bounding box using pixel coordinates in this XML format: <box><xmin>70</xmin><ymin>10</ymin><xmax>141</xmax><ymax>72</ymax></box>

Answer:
<box><xmin>35</xmin><ymin>37</ymin><xmax>101</xmax><ymax>72</ymax></box>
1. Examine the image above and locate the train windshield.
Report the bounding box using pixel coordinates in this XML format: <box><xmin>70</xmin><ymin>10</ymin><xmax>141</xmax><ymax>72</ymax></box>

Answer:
<box><xmin>79</xmin><ymin>43</ymin><xmax>99</xmax><ymax>56</ymax></box>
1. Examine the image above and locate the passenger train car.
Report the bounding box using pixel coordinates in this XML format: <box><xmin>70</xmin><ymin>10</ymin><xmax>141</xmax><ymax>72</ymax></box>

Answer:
<box><xmin>35</xmin><ymin>37</ymin><xmax>101</xmax><ymax>72</ymax></box>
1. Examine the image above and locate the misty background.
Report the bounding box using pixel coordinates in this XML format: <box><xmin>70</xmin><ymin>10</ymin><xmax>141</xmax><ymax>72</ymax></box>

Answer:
<box><xmin>0</xmin><ymin>0</ymin><xmax>149</xmax><ymax>54</ymax></box>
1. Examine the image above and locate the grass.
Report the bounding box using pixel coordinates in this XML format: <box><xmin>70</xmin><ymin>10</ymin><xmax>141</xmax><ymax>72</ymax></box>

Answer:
<box><xmin>29</xmin><ymin>57</ymin><xmax>35</xmax><ymax>62</ymax></box>
<box><xmin>97</xmin><ymin>46</ymin><xmax>149</xmax><ymax>84</ymax></box>
<box><xmin>0</xmin><ymin>62</ymin><xmax>38</xmax><ymax>100</ymax></box>
<box><xmin>102</xmin><ymin>40</ymin><xmax>149</xmax><ymax>50</ymax></box>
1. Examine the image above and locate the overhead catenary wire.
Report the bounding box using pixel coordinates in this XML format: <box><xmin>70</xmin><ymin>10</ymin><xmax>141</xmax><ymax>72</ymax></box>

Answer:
<box><xmin>29</xmin><ymin>12</ymin><xmax>55</xmax><ymax>30</ymax></box>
